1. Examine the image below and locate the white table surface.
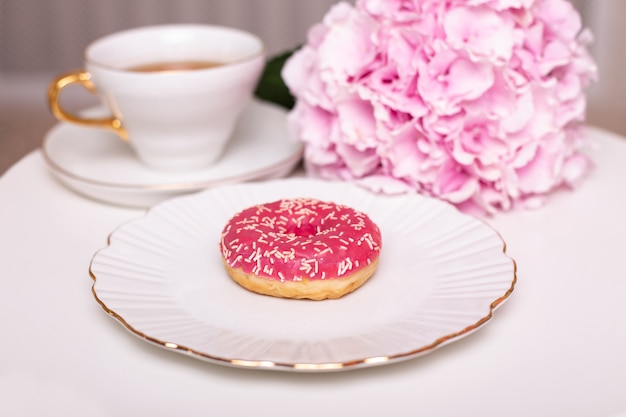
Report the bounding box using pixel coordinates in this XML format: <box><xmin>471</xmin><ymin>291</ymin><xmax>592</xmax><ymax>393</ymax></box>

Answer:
<box><xmin>1</xmin><ymin>127</ymin><xmax>625</xmax><ymax>417</ymax></box>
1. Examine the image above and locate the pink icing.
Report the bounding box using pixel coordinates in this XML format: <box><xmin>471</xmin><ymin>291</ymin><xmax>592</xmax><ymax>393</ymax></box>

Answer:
<box><xmin>220</xmin><ymin>198</ymin><xmax>382</xmax><ymax>282</ymax></box>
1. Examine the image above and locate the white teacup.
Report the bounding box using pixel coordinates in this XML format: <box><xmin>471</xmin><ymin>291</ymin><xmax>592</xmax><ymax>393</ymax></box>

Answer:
<box><xmin>48</xmin><ymin>24</ymin><xmax>265</xmax><ymax>171</ymax></box>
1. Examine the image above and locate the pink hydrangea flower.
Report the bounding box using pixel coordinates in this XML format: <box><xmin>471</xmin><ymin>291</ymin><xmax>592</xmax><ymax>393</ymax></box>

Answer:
<box><xmin>282</xmin><ymin>0</ymin><xmax>597</xmax><ymax>214</ymax></box>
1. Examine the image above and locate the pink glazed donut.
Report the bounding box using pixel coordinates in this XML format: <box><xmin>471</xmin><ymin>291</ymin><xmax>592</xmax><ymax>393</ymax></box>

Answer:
<box><xmin>219</xmin><ymin>198</ymin><xmax>382</xmax><ymax>300</ymax></box>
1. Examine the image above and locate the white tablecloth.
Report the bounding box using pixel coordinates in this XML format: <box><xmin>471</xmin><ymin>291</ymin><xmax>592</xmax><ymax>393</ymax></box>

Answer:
<box><xmin>1</xmin><ymin>127</ymin><xmax>625</xmax><ymax>417</ymax></box>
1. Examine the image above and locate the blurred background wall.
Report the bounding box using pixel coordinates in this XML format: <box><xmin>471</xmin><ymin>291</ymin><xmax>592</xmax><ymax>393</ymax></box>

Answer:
<box><xmin>568</xmin><ymin>0</ymin><xmax>626</xmax><ymax>136</ymax></box>
<box><xmin>0</xmin><ymin>0</ymin><xmax>344</xmax><ymax>74</ymax></box>
<box><xmin>1</xmin><ymin>0</ymin><xmax>625</xmax><ymax>172</ymax></box>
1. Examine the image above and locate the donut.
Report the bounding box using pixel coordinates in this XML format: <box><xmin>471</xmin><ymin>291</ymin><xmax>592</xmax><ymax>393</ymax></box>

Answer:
<box><xmin>219</xmin><ymin>198</ymin><xmax>382</xmax><ymax>300</ymax></box>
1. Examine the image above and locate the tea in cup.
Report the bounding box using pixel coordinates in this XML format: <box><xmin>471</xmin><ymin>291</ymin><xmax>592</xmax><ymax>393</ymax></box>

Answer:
<box><xmin>48</xmin><ymin>24</ymin><xmax>265</xmax><ymax>171</ymax></box>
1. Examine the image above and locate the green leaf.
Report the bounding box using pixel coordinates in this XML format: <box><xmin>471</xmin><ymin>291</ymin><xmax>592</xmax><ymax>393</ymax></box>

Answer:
<box><xmin>254</xmin><ymin>48</ymin><xmax>299</xmax><ymax>110</ymax></box>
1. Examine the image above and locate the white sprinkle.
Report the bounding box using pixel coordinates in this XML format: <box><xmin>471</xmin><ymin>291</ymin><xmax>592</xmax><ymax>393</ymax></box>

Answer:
<box><xmin>231</xmin><ymin>254</ymin><xmax>243</xmax><ymax>267</ymax></box>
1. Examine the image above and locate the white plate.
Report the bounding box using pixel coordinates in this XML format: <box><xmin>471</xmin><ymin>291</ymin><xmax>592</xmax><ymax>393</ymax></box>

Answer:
<box><xmin>90</xmin><ymin>179</ymin><xmax>516</xmax><ymax>372</ymax></box>
<box><xmin>42</xmin><ymin>100</ymin><xmax>303</xmax><ymax>207</ymax></box>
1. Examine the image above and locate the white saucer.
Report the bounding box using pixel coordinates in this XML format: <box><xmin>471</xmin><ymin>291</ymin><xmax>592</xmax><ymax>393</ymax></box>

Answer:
<box><xmin>42</xmin><ymin>100</ymin><xmax>304</xmax><ymax>208</ymax></box>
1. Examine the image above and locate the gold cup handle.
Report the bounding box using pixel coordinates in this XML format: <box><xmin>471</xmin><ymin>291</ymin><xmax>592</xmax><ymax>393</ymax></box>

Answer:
<box><xmin>47</xmin><ymin>70</ymin><xmax>128</xmax><ymax>141</ymax></box>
